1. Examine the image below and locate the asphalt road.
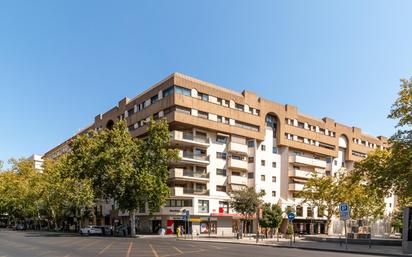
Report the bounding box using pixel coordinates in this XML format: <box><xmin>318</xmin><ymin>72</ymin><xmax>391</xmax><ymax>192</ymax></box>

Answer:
<box><xmin>0</xmin><ymin>230</ymin><xmax>389</xmax><ymax>257</ymax></box>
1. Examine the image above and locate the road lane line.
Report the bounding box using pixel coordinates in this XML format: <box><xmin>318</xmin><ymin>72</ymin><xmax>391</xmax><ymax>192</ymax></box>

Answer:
<box><xmin>125</xmin><ymin>242</ymin><xmax>133</xmax><ymax>257</ymax></box>
<box><xmin>207</xmin><ymin>244</ymin><xmax>222</xmax><ymax>249</ymax></box>
<box><xmin>98</xmin><ymin>241</ymin><xmax>113</xmax><ymax>255</ymax></box>
<box><xmin>173</xmin><ymin>246</ymin><xmax>183</xmax><ymax>254</ymax></box>
<box><xmin>79</xmin><ymin>239</ymin><xmax>100</xmax><ymax>250</ymax></box>
<box><xmin>149</xmin><ymin>244</ymin><xmax>160</xmax><ymax>257</ymax></box>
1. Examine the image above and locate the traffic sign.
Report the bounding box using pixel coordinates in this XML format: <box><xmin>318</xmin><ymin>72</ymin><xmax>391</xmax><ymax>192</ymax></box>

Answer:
<box><xmin>287</xmin><ymin>212</ymin><xmax>296</xmax><ymax>221</ymax></box>
<box><xmin>339</xmin><ymin>203</ymin><xmax>350</xmax><ymax>220</ymax></box>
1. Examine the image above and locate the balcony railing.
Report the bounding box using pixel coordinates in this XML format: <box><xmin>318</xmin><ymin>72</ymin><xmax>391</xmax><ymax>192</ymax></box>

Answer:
<box><xmin>289</xmin><ymin>155</ymin><xmax>326</xmax><ymax>168</ymax></box>
<box><xmin>183</xmin><ymin>188</ymin><xmax>209</xmax><ymax>195</ymax></box>
<box><xmin>170</xmin><ymin>130</ymin><xmax>209</xmax><ymax>145</ymax></box>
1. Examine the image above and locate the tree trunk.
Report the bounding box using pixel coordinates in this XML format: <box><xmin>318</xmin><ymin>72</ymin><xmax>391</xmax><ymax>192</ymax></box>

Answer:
<box><xmin>239</xmin><ymin>220</ymin><xmax>243</xmax><ymax>239</ymax></box>
<box><xmin>130</xmin><ymin>209</ymin><xmax>136</xmax><ymax>237</ymax></box>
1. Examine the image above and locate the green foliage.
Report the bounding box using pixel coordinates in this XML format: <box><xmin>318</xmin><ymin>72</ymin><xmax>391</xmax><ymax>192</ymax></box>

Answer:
<box><xmin>230</xmin><ymin>187</ymin><xmax>264</xmax><ymax>219</ymax></box>
<box><xmin>259</xmin><ymin>203</ymin><xmax>283</xmax><ymax>231</ymax></box>
<box><xmin>297</xmin><ymin>173</ymin><xmax>340</xmax><ymax>234</ymax></box>
<box><xmin>355</xmin><ymin>77</ymin><xmax>412</xmax><ymax>207</ymax></box>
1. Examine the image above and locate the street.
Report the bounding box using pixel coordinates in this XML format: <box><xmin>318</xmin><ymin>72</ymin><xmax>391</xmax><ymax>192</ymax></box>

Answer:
<box><xmin>0</xmin><ymin>230</ymin><xmax>390</xmax><ymax>257</ymax></box>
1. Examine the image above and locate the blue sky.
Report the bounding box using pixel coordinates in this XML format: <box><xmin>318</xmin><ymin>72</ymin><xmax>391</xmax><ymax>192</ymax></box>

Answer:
<box><xmin>1</xmin><ymin>0</ymin><xmax>411</xmax><ymax>164</ymax></box>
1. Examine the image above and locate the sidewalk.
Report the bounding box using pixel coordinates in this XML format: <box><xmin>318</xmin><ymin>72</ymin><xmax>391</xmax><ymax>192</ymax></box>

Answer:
<box><xmin>180</xmin><ymin>236</ymin><xmax>411</xmax><ymax>257</ymax></box>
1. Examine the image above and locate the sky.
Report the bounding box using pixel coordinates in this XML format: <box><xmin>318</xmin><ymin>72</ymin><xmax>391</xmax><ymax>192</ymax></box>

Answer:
<box><xmin>1</xmin><ymin>0</ymin><xmax>411</xmax><ymax>165</ymax></box>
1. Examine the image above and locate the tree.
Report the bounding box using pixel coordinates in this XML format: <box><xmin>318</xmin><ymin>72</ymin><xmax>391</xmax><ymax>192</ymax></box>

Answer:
<box><xmin>355</xmin><ymin>77</ymin><xmax>412</xmax><ymax>207</ymax></box>
<box><xmin>39</xmin><ymin>158</ymin><xmax>95</xmax><ymax>230</ymax></box>
<box><xmin>297</xmin><ymin>173</ymin><xmax>341</xmax><ymax>235</ymax></box>
<box><xmin>259</xmin><ymin>203</ymin><xmax>283</xmax><ymax>239</ymax></box>
<box><xmin>230</xmin><ymin>187</ymin><xmax>264</xmax><ymax>239</ymax></box>
<box><xmin>339</xmin><ymin>171</ymin><xmax>385</xmax><ymax>220</ymax></box>
<box><xmin>116</xmin><ymin>118</ymin><xmax>178</xmax><ymax>237</ymax></box>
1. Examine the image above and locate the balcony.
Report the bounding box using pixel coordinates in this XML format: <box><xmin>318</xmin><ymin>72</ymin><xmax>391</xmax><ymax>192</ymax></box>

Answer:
<box><xmin>288</xmin><ymin>169</ymin><xmax>313</xmax><ymax>179</ymax></box>
<box><xmin>289</xmin><ymin>155</ymin><xmax>326</xmax><ymax>168</ymax></box>
<box><xmin>170</xmin><ymin>130</ymin><xmax>209</xmax><ymax>147</ymax></box>
<box><xmin>227</xmin><ymin>157</ymin><xmax>248</xmax><ymax>171</ymax></box>
<box><xmin>228</xmin><ymin>142</ymin><xmax>248</xmax><ymax>155</ymax></box>
<box><xmin>169</xmin><ymin>168</ymin><xmax>209</xmax><ymax>182</ymax></box>
<box><xmin>171</xmin><ymin>187</ymin><xmax>209</xmax><ymax>196</ymax></box>
<box><xmin>228</xmin><ymin>175</ymin><xmax>247</xmax><ymax>185</ymax></box>
<box><xmin>177</xmin><ymin>150</ymin><xmax>209</xmax><ymax>166</ymax></box>
<box><xmin>288</xmin><ymin>183</ymin><xmax>305</xmax><ymax>191</ymax></box>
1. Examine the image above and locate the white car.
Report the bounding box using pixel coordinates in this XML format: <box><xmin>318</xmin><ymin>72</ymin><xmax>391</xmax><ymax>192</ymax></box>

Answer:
<box><xmin>80</xmin><ymin>226</ymin><xmax>103</xmax><ymax>236</ymax></box>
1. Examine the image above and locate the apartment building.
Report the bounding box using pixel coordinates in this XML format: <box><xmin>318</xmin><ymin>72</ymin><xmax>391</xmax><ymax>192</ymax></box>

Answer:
<box><xmin>44</xmin><ymin>72</ymin><xmax>390</xmax><ymax>235</ymax></box>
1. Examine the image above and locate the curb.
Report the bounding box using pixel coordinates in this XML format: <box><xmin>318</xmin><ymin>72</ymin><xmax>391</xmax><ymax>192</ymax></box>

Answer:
<box><xmin>181</xmin><ymin>238</ymin><xmax>410</xmax><ymax>257</ymax></box>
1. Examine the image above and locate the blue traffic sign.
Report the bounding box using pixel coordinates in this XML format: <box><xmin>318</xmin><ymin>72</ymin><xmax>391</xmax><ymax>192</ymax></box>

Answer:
<box><xmin>287</xmin><ymin>212</ymin><xmax>296</xmax><ymax>221</ymax></box>
<box><xmin>339</xmin><ymin>203</ymin><xmax>350</xmax><ymax>220</ymax></box>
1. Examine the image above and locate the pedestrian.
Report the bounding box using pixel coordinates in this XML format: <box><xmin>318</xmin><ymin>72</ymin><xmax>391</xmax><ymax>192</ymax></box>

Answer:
<box><xmin>176</xmin><ymin>226</ymin><xmax>181</xmax><ymax>239</ymax></box>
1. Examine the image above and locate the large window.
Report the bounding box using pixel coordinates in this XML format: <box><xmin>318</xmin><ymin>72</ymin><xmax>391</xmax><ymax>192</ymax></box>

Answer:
<box><xmin>198</xmin><ymin>200</ymin><xmax>209</xmax><ymax>213</ymax></box>
<box><xmin>165</xmin><ymin>199</ymin><xmax>193</xmax><ymax>207</ymax></box>
<box><xmin>175</xmin><ymin>86</ymin><xmax>191</xmax><ymax>96</ymax></box>
<box><xmin>296</xmin><ymin>205</ymin><xmax>303</xmax><ymax>216</ymax></box>
<box><xmin>216</xmin><ymin>168</ymin><xmax>227</xmax><ymax>176</ymax></box>
<box><xmin>163</xmin><ymin>86</ymin><xmax>174</xmax><ymax>97</ymax></box>
<box><xmin>216</xmin><ymin>135</ymin><xmax>228</xmax><ymax>144</ymax></box>
<box><xmin>151</xmin><ymin>94</ymin><xmax>159</xmax><ymax>104</ymax></box>
<box><xmin>198</xmin><ymin>92</ymin><xmax>209</xmax><ymax>101</ymax></box>
<box><xmin>216</xmin><ymin>152</ymin><xmax>227</xmax><ymax>159</ymax></box>
<box><xmin>216</xmin><ymin>186</ymin><xmax>226</xmax><ymax>192</ymax></box>
<box><xmin>307</xmin><ymin>207</ymin><xmax>313</xmax><ymax>217</ymax></box>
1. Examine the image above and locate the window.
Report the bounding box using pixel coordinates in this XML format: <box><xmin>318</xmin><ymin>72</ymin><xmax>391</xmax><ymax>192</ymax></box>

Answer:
<box><xmin>175</xmin><ymin>86</ymin><xmax>191</xmax><ymax>96</ymax></box>
<box><xmin>151</xmin><ymin>94</ymin><xmax>159</xmax><ymax>104</ymax></box>
<box><xmin>219</xmin><ymin>201</ymin><xmax>229</xmax><ymax>213</ymax></box>
<box><xmin>163</xmin><ymin>86</ymin><xmax>174</xmax><ymax>97</ymax></box>
<box><xmin>216</xmin><ymin>135</ymin><xmax>228</xmax><ymax>144</ymax></box>
<box><xmin>297</xmin><ymin>121</ymin><xmax>305</xmax><ymax>128</ymax></box>
<box><xmin>272</xmin><ymin>147</ymin><xmax>278</xmax><ymax>154</ymax></box>
<box><xmin>217</xmin><ymin>116</ymin><xmax>223</xmax><ymax>123</ymax></box>
<box><xmin>326</xmin><ymin>170</ymin><xmax>331</xmax><ymax>176</ymax></box>
<box><xmin>247</xmin><ymin>140</ymin><xmax>255</xmax><ymax>147</ymax></box>
<box><xmin>175</xmin><ymin>106</ymin><xmax>191</xmax><ymax>115</ymax></box>
<box><xmin>261</xmin><ymin>175</ymin><xmax>265</xmax><ymax>181</ymax></box>
<box><xmin>216</xmin><ymin>185</ymin><xmax>226</xmax><ymax>192</ymax></box>
<box><xmin>272</xmin><ymin>191</ymin><xmax>276</xmax><ymax>197</ymax></box>
<box><xmin>198</xmin><ymin>111</ymin><xmax>208</xmax><ymax>119</ymax></box>
<box><xmin>198</xmin><ymin>92</ymin><xmax>209</xmax><ymax>101</ymax></box>
<box><xmin>235</xmin><ymin>103</ymin><xmax>244</xmax><ymax>111</ymax></box>
<box><xmin>248</xmin><ymin>157</ymin><xmax>254</xmax><ymax>163</ymax></box>
<box><xmin>216</xmin><ymin>169</ymin><xmax>227</xmax><ymax>176</ymax></box>
<box><xmin>248</xmin><ymin>173</ymin><xmax>254</xmax><ymax>179</ymax></box>
<box><xmin>232</xmin><ymin>171</ymin><xmax>241</xmax><ymax>176</ymax></box>
<box><xmin>272</xmin><ymin>162</ymin><xmax>277</xmax><ymax>168</ymax></box>
<box><xmin>334</xmin><ymin>160</ymin><xmax>338</xmax><ymax>165</ymax></box>
<box><xmin>326</xmin><ymin>157</ymin><xmax>332</xmax><ymax>163</ymax></box>
<box><xmin>127</xmin><ymin>108</ymin><xmax>134</xmax><ymax>117</ymax></box>
<box><xmin>216</xmin><ymin>152</ymin><xmax>227</xmax><ymax>159</ymax></box>
<box><xmin>234</xmin><ymin>120</ymin><xmax>259</xmax><ymax>132</ymax></box>
<box><xmin>261</xmin><ymin>160</ymin><xmax>266</xmax><ymax>166</ymax></box>
<box><xmin>128</xmin><ymin>124</ymin><xmax>135</xmax><ymax>131</ymax></box>
<box><xmin>261</xmin><ymin>145</ymin><xmax>266</xmax><ymax>151</ymax></box>
<box><xmin>198</xmin><ymin>200</ymin><xmax>209</xmax><ymax>213</ymax></box>
<box><xmin>296</xmin><ymin>205</ymin><xmax>303</xmax><ymax>216</ymax></box>
<box><xmin>261</xmin><ymin>189</ymin><xmax>265</xmax><ymax>194</ymax></box>
<box><xmin>307</xmin><ymin>207</ymin><xmax>313</xmax><ymax>217</ymax></box>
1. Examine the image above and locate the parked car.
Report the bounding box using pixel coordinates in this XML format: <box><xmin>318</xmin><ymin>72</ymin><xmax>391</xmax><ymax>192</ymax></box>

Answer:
<box><xmin>114</xmin><ymin>224</ymin><xmax>128</xmax><ymax>237</ymax></box>
<box><xmin>14</xmin><ymin>224</ymin><xmax>26</xmax><ymax>231</ymax></box>
<box><xmin>79</xmin><ymin>225</ymin><xmax>103</xmax><ymax>236</ymax></box>
<box><xmin>97</xmin><ymin>225</ymin><xmax>113</xmax><ymax>236</ymax></box>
